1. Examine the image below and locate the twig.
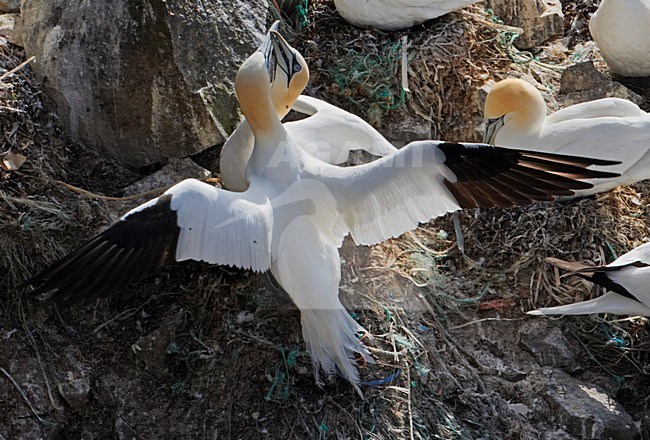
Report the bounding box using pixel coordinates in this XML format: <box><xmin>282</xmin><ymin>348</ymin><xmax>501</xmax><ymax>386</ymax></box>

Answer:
<box><xmin>13</xmin><ymin>170</ymin><xmax>222</xmax><ymax>201</ymax></box>
<box><xmin>448</xmin><ymin>317</ymin><xmax>526</xmax><ymax>330</ymax></box>
<box><xmin>0</xmin><ymin>366</ymin><xmax>49</xmax><ymax>424</ymax></box>
<box><xmin>406</xmin><ymin>366</ymin><xmax>415</xmax><ymax>440</ymax></box>
<box><xmin>0</xmin><ymin>56</ymin><xmax>36</xmax><ymax>82</ymax></box>
<box><xmin>94</xmin><ymin>295</ymin><xmax>157</xmax><ymax>333</ymax></box>
<box><xmin>463</xmin><ymin>11</ymin><xmax>524</xmax><ymax>34</ymax></box>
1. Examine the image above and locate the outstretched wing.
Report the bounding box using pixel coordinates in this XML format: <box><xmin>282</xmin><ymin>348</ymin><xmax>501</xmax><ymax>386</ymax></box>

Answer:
<box><xmin>28</xmin><ymin>179</ymin><xmax>272</xmax><ymax>305</ymax></box>
<box><xmin>288</xmin><ymin>95</ymin><xmax>397</xmax><ymax>163</ymax></box>
<box><xmin>310</xmin><ymin>141</ymin><xmax>620</xmax><ymax>245</ymax></box>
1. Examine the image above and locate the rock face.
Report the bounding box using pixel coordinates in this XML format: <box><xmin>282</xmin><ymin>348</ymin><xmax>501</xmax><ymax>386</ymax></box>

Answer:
<box><xmin>18</xmin><ymin>0</ymin><xmax>269</xmax><ymax>167</ymax></box>
<box><xmin>485</xmin><ymin>0</ymin><xmax>564</xmax><ymax>50</ymax></box>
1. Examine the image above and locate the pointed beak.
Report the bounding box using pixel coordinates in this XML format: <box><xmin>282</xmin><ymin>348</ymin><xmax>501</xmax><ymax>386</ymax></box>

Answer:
<box><xmin>484</xmin><ymin>116</ymin><xmax>505</xmax><ymax>144</ymax></box>
<box><xmin>259</xmin><ymin>21</ymin><xmax>282</xmax><ymax>81</ymax></box>
<box><xmin>270</xmin><ymin>29</ymin><xmax>298</xmax><ymax>87</ymax></box>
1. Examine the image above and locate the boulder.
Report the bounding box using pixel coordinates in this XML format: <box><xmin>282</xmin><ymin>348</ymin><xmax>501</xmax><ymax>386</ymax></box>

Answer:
<box><xmin>542</xmin><ymin>370</ymin><xmax>640</xmax><ymax>440</ymax></box>
<box><xmin>17</xmin><ymin>0</ymin><xmax>270</xmax><ymax>167</ymax></box>
<box><xmin>0</xmin><ymin>0</ymin><xmax>19</xmax><ymax>13</ymax></box>
<box><xmin>0</xmin><ymin>13</ymin><xmax>20</xmax><ymax>45</ymax></box>
<box><xmin>379</xmin><ymin>114</ymin><xmax>431</xmax><ymax>147</ymax></box>
<box><xmin>485</xmin><ymin>0</ymin><xmax>564</xmax><ymax>50</ymax></box>
<box><xmin>122</xmin><ymin>157</ymin><xmax>211</xmax><ymax>196</ymax></box>
<box><xmin>559</xmin><ymin>61</ymin><xmax>645</xmax><ymax>107</ymax></box>
<box><xmin>518</xmin><ymin>320</ymin><xmax>579</xmax><ymax>373</ymax></box>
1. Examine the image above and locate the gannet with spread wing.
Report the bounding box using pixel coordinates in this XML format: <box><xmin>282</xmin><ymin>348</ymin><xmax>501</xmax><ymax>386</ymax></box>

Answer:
<box><xmin>29</xmin><ymin>28</ymin><xmax>621</xmax><ymax>395</ymax></box>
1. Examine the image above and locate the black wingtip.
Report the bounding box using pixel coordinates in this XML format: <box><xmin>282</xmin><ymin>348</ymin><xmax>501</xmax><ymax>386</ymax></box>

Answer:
<box><xmin>438</xmin><ymin>142</ymin><xmax>622</xmax><ymax>209</ymax></box>
<box><xmin>27</xmin><ymin>195</ymin><xmax>180</xmax><ymax>306</ymax></box>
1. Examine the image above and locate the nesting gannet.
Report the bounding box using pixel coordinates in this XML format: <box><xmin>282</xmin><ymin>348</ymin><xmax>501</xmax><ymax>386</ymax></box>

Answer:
<box><xmin>589</xmin><ymin>0</ymin><xmax>650</xmax><ymax>77</ymax></box>
<box><xmin>29</xmin><ymin>29</ymin><xmax>621</xmax><ymax>395</ymax></box>
<box><xmin>220</xmin><ymin>94</ymin><xmax>397</xmax><ymax>192</ymax></box>
<box><xmin>528</xmin><ymin>243</ymin><xmax>650</xmax><ymax>316</ymax></box>
<box><xmin>332</xmin><ymin>0</ymin><xmax>481</xmax><ymax>31</ymax></box>
<box><xmin>483</xmin><ymin>78</ymin><xmax>650</xmax><ymax>197</ymax></box>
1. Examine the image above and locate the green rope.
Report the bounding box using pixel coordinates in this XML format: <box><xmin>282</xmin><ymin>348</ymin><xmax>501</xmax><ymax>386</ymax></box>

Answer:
<box><xmin>296</xmin><ymin>0</ymin><xmax>309</xmax><ymax>28</ymax></box>
<box><xmin>265</xmin><ymin>345</ymin><xmax>299</xmax><ymax>400</ymax></box>
<box><xmin>326</xmin><ymin>40</ymin><xmax>405</xmax><ymax>119</ymax></box>
<box><xmin>485</xmin><ymin>7</ymin><xmax>565</xmax><ymax>71</ymax></box>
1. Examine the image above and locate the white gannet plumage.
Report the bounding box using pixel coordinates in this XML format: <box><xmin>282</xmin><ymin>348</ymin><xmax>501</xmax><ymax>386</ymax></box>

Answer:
<box><xmin>220</xmin><ymin>22</ymin><xmax>396</xmax><ymax>193</ymax></box>
<box><xmin>528</xmin><ymin>243</ymin><xmax>650</xmax><ymax>316</ymax></box>
<box><xmin>220</xmin><ymin>94</ymin><xmax>397</xmax><ymax>192</ymax></box>
<box><xmin>589</xmin><ymin>0</ymin><xmax>650</xmax><ymax>77</ymax></box>
<box><xmin>483</xmin><ymin>78</ymin><xmax>650</xmax><ymax>197</ymax></box>
<box><xmin>29</xmin><ymin>29</ymin><xmax>621</xmax><ymax>395</ymax></box>
<box><xmin>333</xmin><ymin>0</ymin><xmax>481</xmax><ymax>31</ymax></box>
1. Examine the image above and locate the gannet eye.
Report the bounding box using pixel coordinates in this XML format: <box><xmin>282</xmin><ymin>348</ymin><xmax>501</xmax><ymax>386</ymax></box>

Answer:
<box><xmin>293</xmin><ymin>63</ymin><xmax>301</xmax><ymax>73</ymax></box>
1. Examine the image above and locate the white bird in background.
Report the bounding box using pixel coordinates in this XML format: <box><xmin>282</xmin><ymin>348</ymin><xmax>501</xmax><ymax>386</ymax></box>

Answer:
<box><xmin>29</xmin><ymin>28</ymin><xmax>620</xmax><ymax>395</ymax></box>
<box><xmin>589</xmin><ymin>0</ymin><xmax>650</xmax><ymax>77</ymax></box>
<box><xmin>483</xmin><ymin>78</ymin><xmax>650</xmax><ymax>197</ymax></box>
<box><xmin>220</xmin><ymin>95</ymin><xmax>397</xmax><ymax>191</ymax></box>
<box><xmin>528</xmin><ymin>243</ymin><xmax>650</xmax><ymax>316</ymax></box>
<box><xmin>332</xmin><ymin>0</ymin><xmax>481</xmax><ymax>31</ymax></box>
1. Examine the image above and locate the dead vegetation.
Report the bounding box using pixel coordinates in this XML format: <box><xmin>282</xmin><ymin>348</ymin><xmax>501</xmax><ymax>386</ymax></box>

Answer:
<box><xmin>1</xmin><ymin>1</ymin><xmax>649</xmax><ymax>438</ymax></box>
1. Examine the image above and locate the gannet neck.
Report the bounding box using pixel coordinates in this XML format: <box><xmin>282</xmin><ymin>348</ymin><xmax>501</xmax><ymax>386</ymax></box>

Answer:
<box><xmin>484</xmin><ymin>79</ymin><xmax>546</xmax><ymax>141</ymax></box>
<box><xmin>235</xmin><ymin>52</ymin><xmax>285</xmax><ymax>139</ymax></box>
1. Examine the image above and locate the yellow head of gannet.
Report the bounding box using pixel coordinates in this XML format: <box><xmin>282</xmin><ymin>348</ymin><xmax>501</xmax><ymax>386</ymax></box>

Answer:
<box><xmin>528</xmin><ymin>242</ymin><xmax>650</xmax><ymax>316</ymax></box>
<box><xmin>28</xmin><ymin>26</ymin><xmax>622</xmax><ymax>398</ymax></box>
<box><xmin>483</xmin><ymin>79</ymin><xmax>547</xmax><ymax>145</ymax></box>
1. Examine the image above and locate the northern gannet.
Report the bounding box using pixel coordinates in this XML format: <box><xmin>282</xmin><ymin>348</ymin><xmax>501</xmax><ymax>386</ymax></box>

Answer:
<box><xmin>29</xmin><ymin>29</ymin><xmax>621</xmax><ymax>395</ymax></box>
<box><xmin>332</xmin><ymin>0</ymin><xmax>481</xmax><ymax>31</ymax></box>
<box><xmin>483</xmin><ymin>78</ymin><xmax>650</xmax><ymax>197</ymax></box>
<box><xmin>589</xmin><ymin>0</ymin><xmax>650</xmax><ymax>77</ymax></box>
<box><xmin>528</xmin><ymin>243</ymin><xmax>650</xmax><ymax>316</ymax></box>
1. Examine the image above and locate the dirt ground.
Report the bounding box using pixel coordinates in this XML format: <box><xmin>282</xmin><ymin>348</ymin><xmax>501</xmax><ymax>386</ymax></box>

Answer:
<box><xmin>1</xmin><ymin>1</ymin><xmax>649</xmax><ymax>439</ymax></box>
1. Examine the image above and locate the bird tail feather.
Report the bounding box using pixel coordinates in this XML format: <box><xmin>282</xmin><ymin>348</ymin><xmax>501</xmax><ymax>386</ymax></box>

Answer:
<box><xmin>300</xmin><ymin>308</ymin><xmax>374</xmax><ymax>397</ymax></box>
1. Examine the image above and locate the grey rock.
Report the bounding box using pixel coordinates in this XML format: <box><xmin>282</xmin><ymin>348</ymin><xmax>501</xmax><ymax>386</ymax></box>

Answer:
<box><xmin>57</xmin><ymin>372</ymin><xmax>91</xmax><ymax>411</ymax></box>
<box><xmin>0</xmin><ymin>13</ymin><xmax>20</xmax><ymax>45</ymax></box>
<box><xmin>115</xmin><ymin>415</ymin><xmax>141</xmax><ymax>440</ymax></box>
<box><xmin>55</xmin><ymin>348</ymin><xmax>92</xmax><ymax>411</ymax></box>
<box><xmin>122</xmin><ymin>157</ymin><xmax>211</xmax><ymax>196</ymax></box>
<box><xmin>0</xmin><ymin>0</ymin><xmax>19</xmax><ymax>13</ymax></box>
<box><xmin>559</xmin><ymin>62</ymin><xmax>645</xmax><ymax>107</ymax></box>
<box><xmin>380</xmin><ymin>115</ymin><xmax>431</xmax><ymax>147</ymax></box>
<box><xmin>542</xmin><ymin>429</ymin><xmax>579</xmax><ymax>440</ymax></box>
<box><xmin>519</xmin><ymin>320</ymin><xmax>579</xmax><ymax>373</ymax></box>
<box><xmin>485</xmin><ymin>0</ymin><xmax>564</xmax><ymax>50</ymax></box>
<box><xmin>17</xmin><ymin>0</ymin><xmax>269</xmax><ymax>166</ymax></box>
<box><xmin>471</xmin><ymin>341</ymin><xmax>529</xmax><ymax>382</ymax></box>
<box><xmin>542</xmin><ymin>370</ymin><xmax>640</xmax><ymax>440</ymax></box>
